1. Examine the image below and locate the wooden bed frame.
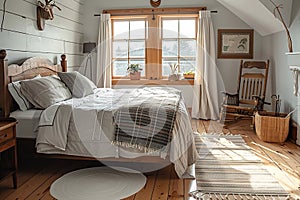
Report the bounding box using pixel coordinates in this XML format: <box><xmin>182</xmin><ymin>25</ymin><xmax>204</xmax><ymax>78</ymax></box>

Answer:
<box><xmin>0</xmin><ymin>50</ymin><xmax>67</xmax><ymax>118</ymax></box>
<box><xmin>0</xmin><ymin>49</ymin><xmax>172</xmax><ymax>167</ymax></box>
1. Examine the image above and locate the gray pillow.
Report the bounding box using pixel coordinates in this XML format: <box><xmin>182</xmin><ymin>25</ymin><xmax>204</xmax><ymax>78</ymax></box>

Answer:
<box><xmin>58</xmin><ymin>71</ymin><xmax>97</xmax><ymax>98</ymax></box>
<box><xmin>20</xmin><ymin>76</ymin><xmax>72</xmax><ymax>109</ymax></box>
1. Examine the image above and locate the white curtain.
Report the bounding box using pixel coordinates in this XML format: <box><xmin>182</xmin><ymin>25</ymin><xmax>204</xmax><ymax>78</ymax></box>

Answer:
<box><xmin>81</xmin><ymin>53</ymin><xmax>94</xmax><ymax>82</ymax></box>
<box><xmin>192</xmin><ymin>11</ymin><xmax>219</xmax><ymax>120</ymax></box>
<box><xmin>96</xmin><ymin>14</ymin><xmax>112</xmax><ymax>88</ymax></box>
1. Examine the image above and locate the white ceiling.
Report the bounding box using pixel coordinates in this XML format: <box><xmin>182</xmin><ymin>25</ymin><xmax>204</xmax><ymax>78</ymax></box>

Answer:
<box><xmin>217</xmin><ymin>0</ymin><xmax>289</xmax><ymax>36</ymax></box>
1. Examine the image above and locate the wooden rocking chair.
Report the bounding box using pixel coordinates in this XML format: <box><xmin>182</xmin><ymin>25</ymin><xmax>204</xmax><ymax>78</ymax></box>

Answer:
<box><xmin>220</xmin><ymin>60</ymin><xmax>270</xmax><ymax>124</ymax></box>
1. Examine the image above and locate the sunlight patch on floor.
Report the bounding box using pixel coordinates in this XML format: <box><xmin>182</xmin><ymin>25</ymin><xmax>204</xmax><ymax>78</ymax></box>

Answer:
<box><xmin>251</xmin><ymin>142</ymin><xmax>289</xmax><ymax>159</ymax></box>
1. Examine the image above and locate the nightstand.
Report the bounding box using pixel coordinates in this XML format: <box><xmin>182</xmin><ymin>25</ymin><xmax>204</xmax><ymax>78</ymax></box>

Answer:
<box><xmin>0</xmin><ymin>117</ymin><xmax>17</xmax><ymax>188</ymax></box>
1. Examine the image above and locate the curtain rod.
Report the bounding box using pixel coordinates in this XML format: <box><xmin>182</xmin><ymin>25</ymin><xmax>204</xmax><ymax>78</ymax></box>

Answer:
<box><xmin>94</xmin><ymin>10</ymin><xmax>218</xmax><ymax>17</ymax></box>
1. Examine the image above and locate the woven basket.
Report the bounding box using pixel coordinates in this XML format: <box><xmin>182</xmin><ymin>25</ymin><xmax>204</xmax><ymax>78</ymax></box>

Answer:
<box><xmin>255</xmin><ymin>111</ymin><xmax>290</xmax><ymax>143</ymax></box>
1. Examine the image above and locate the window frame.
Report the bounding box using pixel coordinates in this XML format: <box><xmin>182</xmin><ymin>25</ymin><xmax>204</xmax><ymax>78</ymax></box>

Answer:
<box><xmin>161</xmin><ymin>16</ymin><xmax>198</xmax><ymax>78</ymax></box>
<box><xmin>112</xmin><ymin>16</ymin><xmax>148</xmax><ymax>78</ymax></box>
<box><xmin>108</xmin><ymin>8</ymin><xmax>203</xmax><ymax>83</ymax></box>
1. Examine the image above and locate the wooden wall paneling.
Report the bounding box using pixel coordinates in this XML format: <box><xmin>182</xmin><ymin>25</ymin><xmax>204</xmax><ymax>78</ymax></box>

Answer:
<box><xmin>0</xmin><ymin>0</ymin><xmax>83</xmax><ymax>32</ymax></box>
<box><xmin>0</xmin><ymin>11</ymin><xmax>83</xmax><ymax>44</ymax></box>
<box><xmin>0</xmin><ymin>31</ymin><xmax>27</xmax><ymax>51</ymax></box>
<box><xmin>65</xmin><ymin>42</ymin><xmax>83</xmax><ymax>54</ymax></box>
<box><xmin>0</xmin><ymin>11</ymin><xmax>27</xmax><ymax>32</ymax></box>
<box><xmin>46</xmin><ymin>15</ymin><xmax>83</xmax><ymax>32</ymax></box>
<box><xmin>26</xmin><ymin>35</ymin><xmax>64</xmax><ymax>53</ymax></box>
<box><xmin>21</xmin><ymin>0</ymin><xmax>83</xmax><ymax>21</ymax></box>
<box><xmin>66</xmin><ymin>54</ymin><xmax>84</xmax><ymax>67</ymax></box>
<box><xmin>0</xmin><ymin>0</ymin><xmax>85</xmax><ymax>70</ymax></box>
<box><xmin>1</xmin><ymin>14</ymin><xmax>82</xmax><ymax>54</ymax></box>
<box><xmin>56</xmin><ymin>0</ymin><xmax>83</xmax><ymax>15</ymax></box>
<box><xmin>25</xmin><ymin>19</ymin><xmax>84</xmax><ymax>43</ymax></box>
<box><xmin>68</xmin><ymin>66</ymin><xmax>80</xmax><ymax>72</ymax></box>
<box><xmin>4</xmin><ymin>51</ymin><xmax>34</xmax><ymax>64</ymax></box>
<box><xmin>72</xmin><ymin>0</ymin><xmax>85</xmax><ymax>6</ymax></box>
<box><xmin>55</xmin><ymin>5</ymin><xmax>83</xmax><ymax>22</ymax></box>
<box><xmin>0</xmin><ymin>0</ymin><xmax>36</xmax><ymax>19</ymax></box>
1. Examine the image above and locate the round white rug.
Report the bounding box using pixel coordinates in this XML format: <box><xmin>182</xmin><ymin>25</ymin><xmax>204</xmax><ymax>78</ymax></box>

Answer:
<box><xmin>50</xmin><ymin>166</ymin><xmax>147</xmax><ymax>200</ymax></box>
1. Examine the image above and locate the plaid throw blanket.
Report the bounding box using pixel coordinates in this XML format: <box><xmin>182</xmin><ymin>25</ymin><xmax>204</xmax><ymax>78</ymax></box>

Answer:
<box><xmin>113</xmin><ymin>87</ymin><xmax>181</xmax><ymax>153</ymax></box>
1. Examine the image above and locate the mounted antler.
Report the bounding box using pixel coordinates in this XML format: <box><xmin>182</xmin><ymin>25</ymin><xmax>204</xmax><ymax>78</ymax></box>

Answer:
<box><xmin>45</xmin><ymin>0</ymin><xmax>62</xmax><ymax>12</ymax></box>
<box><xmin>37</xmin><ymin>0</ymin><xmax>61</xmax><ymax>31</ymax></box>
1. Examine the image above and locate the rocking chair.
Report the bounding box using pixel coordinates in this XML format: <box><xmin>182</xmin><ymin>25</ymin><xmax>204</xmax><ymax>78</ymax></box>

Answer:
<box><xmin>220</xmin><ymin>60</ymin><xmax>270</xmax><ymax>124</ymax></box>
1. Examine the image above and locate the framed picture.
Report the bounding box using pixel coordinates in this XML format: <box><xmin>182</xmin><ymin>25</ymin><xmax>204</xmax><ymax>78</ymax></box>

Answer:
<box><xmin>218</xmin><ymin>29</ymin><xmax>254</xmax><ymax>59</ymax></box>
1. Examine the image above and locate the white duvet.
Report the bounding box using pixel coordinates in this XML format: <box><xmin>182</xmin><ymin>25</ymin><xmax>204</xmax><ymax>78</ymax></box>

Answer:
<box><xmin>36</xmin><ymin>87</ymin><xmax>197</xmax><ymax>178</ymax></box>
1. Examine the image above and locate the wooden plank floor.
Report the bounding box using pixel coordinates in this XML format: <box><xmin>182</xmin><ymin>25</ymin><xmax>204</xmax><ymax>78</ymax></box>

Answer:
<box><xmin>1</xmin><ymin>119</ymin><xmax>300</xmax><ymax>199</ymax></box>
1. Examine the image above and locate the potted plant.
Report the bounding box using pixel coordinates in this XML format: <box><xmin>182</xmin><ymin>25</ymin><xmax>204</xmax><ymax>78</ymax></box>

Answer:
<box><xmin>183</xmin><ymin>70</ymin><xmax>195</xmax><ymax>79</ymax></box>
<box><xmin>127</xmin><ymin>64</ymin><xmax>142</xmax><ymax>80</ymax></box>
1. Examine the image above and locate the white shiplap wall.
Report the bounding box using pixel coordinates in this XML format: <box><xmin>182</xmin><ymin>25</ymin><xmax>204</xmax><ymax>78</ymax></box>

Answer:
<box><xmin>0</xmin><ymin>0</ymin><xmax>84</xmax><ymax>71</ymax></box>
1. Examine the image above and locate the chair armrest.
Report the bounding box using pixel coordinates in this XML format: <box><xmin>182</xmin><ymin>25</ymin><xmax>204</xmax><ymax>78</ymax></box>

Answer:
<box><xmin>220</xmin><ymin>91</ymin><xmax>238</xmax><ymax>97</ymax></box>
<box><xmin>252</xmin><ymin>95</ymin><xmax>271</xmax><ymax>111</ymax></box>
<box><xmin>221</xmin><ymin>91</ymin><xmax>239</xmax><ymax>106</ymax></box>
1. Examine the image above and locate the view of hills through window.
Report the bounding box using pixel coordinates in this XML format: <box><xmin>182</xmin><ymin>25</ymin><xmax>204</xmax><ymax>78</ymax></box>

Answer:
<box><xmin>112</xmin><ymin>16</ymin><xmax>197</xmax><ymax>78</ymax></box>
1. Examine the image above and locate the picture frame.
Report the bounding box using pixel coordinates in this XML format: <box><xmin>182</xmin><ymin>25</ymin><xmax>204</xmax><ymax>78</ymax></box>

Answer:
<box><xmin>218</xmin><ymin>29</ymin><xmax>254</xmax><ymax>59</ymax></box>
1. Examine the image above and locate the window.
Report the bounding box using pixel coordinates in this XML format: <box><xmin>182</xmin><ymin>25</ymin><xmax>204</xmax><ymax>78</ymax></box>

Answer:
<box><xmin>162</xmin><ymin>18</ymin><xmax>196</xmax><ymax>77</ymax></box>
<box><xmin>112</xmin><ymin>18</ymin><xmax>147</xmax><ymax>77</ymax></box>
<box><xmin>110</xmin><ymin>10</ymin><xmax>198</xmax><ymax>80</ymax></box>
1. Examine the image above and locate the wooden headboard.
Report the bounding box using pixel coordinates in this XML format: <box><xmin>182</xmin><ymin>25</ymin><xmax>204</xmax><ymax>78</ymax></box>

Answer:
<box><xmin>0</xmin><ymin>49</ymin><xmax>67</xmax><ymax>118</ymax></box>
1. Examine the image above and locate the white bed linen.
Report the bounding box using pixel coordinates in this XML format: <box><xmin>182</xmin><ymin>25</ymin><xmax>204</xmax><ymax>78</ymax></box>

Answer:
<box><xmin>36</xmin><ymin>88</ymin><xmax>197</xmax><ymax>178</ymax></box>
<box><xmin>10</xmin><ymin>109</ymin><xmax>43</xmax><ymax>138</ymax></box>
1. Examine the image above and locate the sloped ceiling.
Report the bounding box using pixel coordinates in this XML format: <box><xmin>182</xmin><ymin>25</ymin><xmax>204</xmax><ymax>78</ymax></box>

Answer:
<box><xmin>217</xmin><ymin>0</ymin><xmax>292</xmax><ymax>36</ymax></box>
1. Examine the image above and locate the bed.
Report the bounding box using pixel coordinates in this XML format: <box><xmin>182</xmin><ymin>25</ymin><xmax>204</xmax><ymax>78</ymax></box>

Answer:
<box><xmin>0</xmin><ymin>50</ymin><xmax>197</xmax><ymax>178</ymax></box>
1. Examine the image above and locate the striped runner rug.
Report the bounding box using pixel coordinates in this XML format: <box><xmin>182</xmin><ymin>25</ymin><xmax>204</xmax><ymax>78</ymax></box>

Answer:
<box><xmin>190</xmin><ymin>133</ymin><xmax>291</xmax><ymax>200</ymax></box>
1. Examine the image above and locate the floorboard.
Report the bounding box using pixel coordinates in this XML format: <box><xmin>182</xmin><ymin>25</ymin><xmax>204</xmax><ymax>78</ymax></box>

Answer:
<box><xmin>0</xmin><ymin>119</ymin><xmax>299</xmax><ymax>199</ymax></box>
<box><xmin>151</xmin><ymin>165</ymin><xmax>172</xmax><ymax>200</ymax></box>
<box><xmin>134</xmin><ymin>172</ymin><xmax>157</xmax><ymax>200</ymax></box>
<box><xmin>168</xmin><ymin>166</ymin><xmax>184</xmax><ymax>200</ymax></box>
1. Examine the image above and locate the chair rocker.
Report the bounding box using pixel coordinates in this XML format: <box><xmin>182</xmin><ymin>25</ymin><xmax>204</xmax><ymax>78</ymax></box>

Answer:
<box><xmin>220</xmin><ymin>60</ymin><xmax>270</xmax><ymax>124</ymax></box>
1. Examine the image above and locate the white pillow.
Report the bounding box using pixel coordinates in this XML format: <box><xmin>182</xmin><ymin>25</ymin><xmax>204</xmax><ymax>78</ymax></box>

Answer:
<box><xmin>8</xmin><ymin>75</ymin><xmax>41</xmax><ymax>111</ymax></box>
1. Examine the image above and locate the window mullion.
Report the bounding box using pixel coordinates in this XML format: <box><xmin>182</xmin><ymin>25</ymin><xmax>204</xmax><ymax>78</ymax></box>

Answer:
<box><xmin>146</xmin><ymin>15</ymin><xmax>161</xmax><ymax>80</ymax></box>
<box><xmin>128</xmin><ymin>21</ymin><xmax>130</xmax><ymax>66</ymax></box>
<box><xmin>178</xmin><ymin>19</ymin><xmax>180</xmax><ymax>73</ymax></box>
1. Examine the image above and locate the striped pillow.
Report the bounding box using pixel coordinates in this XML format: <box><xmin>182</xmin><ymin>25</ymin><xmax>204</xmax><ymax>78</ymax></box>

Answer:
<box><xmin>20</xmin><ymin>76</ymin><xmax>72</xmax><ymax>109</ymax></box>
<box><xmin>8</xmin><ymin>75</ymin><xmax>41</xmax><ymax>111</ymax></box>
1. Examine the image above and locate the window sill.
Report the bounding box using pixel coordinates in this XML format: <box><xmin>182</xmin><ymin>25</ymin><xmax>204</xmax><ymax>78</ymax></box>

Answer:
<box><xmin>112</xmin><ymin>79</ymin><xmax>194</xmax><ymax>85</ymax></box>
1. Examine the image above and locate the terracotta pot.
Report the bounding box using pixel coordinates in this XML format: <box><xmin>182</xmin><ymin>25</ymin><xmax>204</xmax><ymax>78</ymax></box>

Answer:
<box><xmin>130</xmin><ymin>72</ymin><xmax>141</xmax><ymax>80</ymax></box>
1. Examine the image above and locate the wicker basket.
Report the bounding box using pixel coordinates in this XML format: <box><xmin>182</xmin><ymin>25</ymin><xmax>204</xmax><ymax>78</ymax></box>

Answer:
<box><xmin>255</xmin><ymin>111</ymin><xmax>290</xmax><ymax>143</ymax></box>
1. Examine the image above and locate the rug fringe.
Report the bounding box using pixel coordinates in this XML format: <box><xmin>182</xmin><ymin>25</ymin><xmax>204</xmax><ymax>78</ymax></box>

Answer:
<box><xmin>195</xmin><ymin>132</ymin><xmax>236</xmax><ymax>136</ymax></box>
<box><xmin>189</xmin><ymin>191</ymin><xmax>292</xmax><ymax>200</ymax></box>
<box><xmin>111</xmin><ymin>140</ymin><xmax>168</xmax><ymax>156</ymax></box>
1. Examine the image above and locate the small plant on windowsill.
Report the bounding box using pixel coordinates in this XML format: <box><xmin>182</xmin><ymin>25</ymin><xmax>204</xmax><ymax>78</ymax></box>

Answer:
<box><xmin>183</xmin><ymin>70</ymin><xmax>195</xmax><ymax>79</ymax></box>
<box><xmin>127</xmin><ymin>64</ymin><xmax>142</xmax><ymax>80</ymax></box>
